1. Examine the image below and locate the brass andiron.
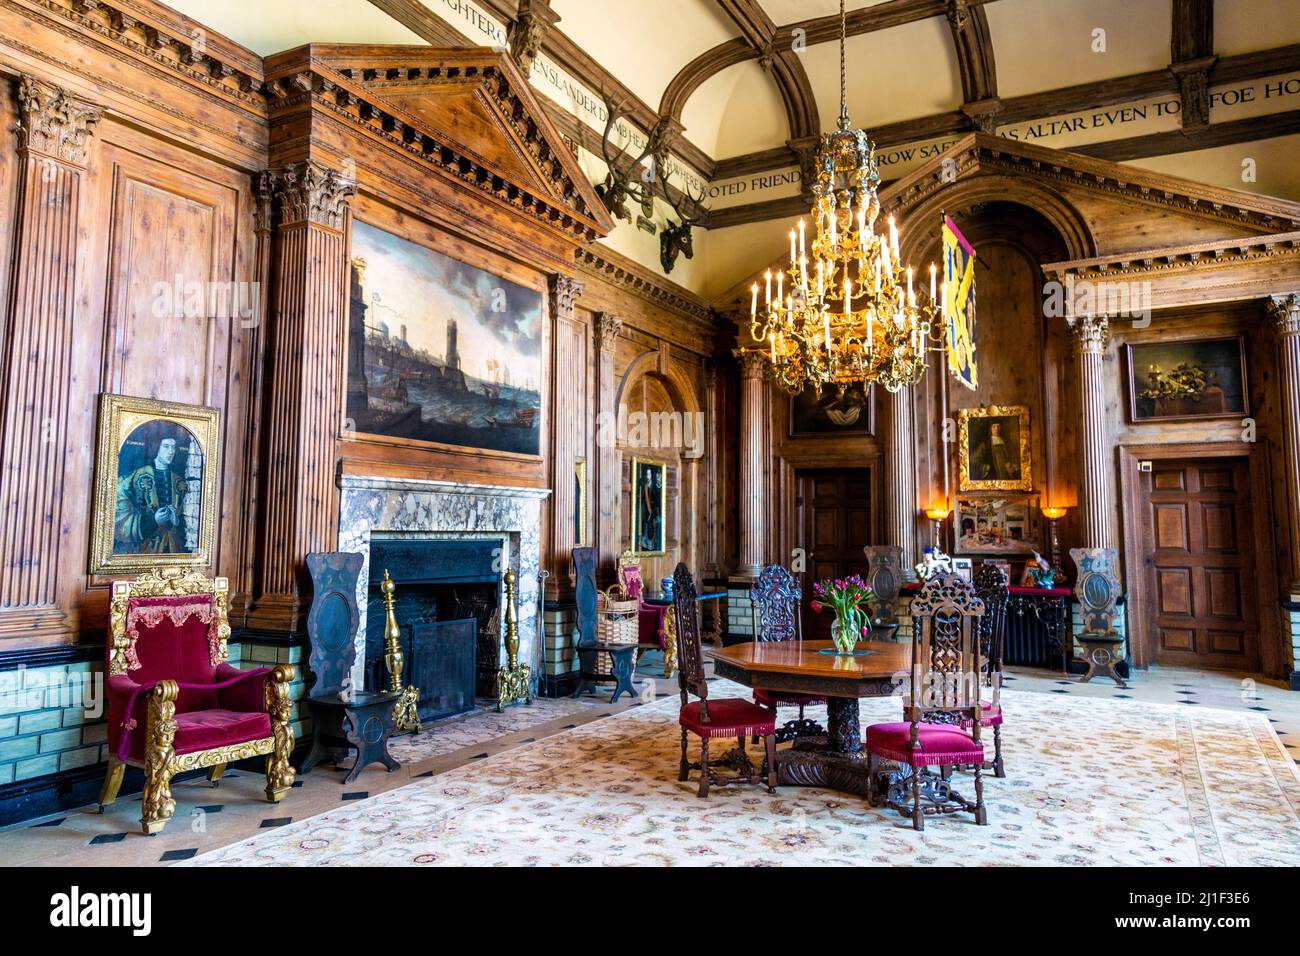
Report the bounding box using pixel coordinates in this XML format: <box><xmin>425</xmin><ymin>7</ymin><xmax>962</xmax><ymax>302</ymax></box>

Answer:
<box><xmin>381</xmin><ymin>569</ymin><xmax>421</xmax><ymax>734</ymax></box>
<box><xmin>497</xmin><ymin>568</ymin><xmax>532</xmax><ymax>712</ymax></box>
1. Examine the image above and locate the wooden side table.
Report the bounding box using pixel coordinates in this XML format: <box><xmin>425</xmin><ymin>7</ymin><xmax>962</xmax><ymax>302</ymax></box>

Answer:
<box><xmin>302</xmin><ymin>690</ymin><xmax>402</xmax><ymax>784</ymax></box>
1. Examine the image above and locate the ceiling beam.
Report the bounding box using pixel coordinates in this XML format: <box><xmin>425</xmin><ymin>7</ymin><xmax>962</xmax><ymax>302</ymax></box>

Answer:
<box><xmin>709</xmin><ymin>0</ymin><xmax>820</xmax><ymax>140</ymax></box>
<box><xmin>1169</xmin><ymin>0</ymin><xmax>1216</xmax><ymax>131</ymax></box>
<box><xmin>945</xmin><ymin>0</ymin><xmax>999</xmax><ymax>129</ymax></box>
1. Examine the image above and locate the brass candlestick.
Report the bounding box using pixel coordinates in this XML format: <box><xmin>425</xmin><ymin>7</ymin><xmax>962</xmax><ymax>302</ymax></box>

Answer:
<box><xmin>496</xmin><ymin>568</ymin><xmax>532</xmax><ymax>712</ymax></box>
<box><xmin>381</xmin><ymin>569</ymin><xmax>421</xmax><ymax>734</ymax></box>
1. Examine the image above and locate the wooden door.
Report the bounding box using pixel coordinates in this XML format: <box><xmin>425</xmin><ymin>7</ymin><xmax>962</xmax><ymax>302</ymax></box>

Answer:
<box><xmin>797</xmin><ymin>468</ymin><xmax>873</xmax><ymax>641</ymax></box>
<box><xmin>1140</xmin><ymin>458</ymin><xmax>1259</xmax><ymax>671</ymax></box>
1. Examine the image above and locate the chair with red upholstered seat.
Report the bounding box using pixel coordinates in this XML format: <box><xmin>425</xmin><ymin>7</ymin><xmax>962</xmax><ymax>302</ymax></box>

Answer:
<box><xmin>867</xmin><ymin>572</ymin><xmax>987</xmax><ymax>830</ymax></box>
<box><xmin>99</xmin><ymin>568</ymin><xmax>295</xmax><ymax>835</ymax></box>
<box><xmin>672</xmin><ymin>562</ymin><xmax>776</xmax><ymax>798</ymax></box>
<box><xmin>748</xmin><ymin>564</ymin><xmax>825</xmax><ymax>742</ymax></box>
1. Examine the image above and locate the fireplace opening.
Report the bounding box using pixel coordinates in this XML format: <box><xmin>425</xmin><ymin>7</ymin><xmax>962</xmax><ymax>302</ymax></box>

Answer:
<box><xmin>363</xmin><ymin>538</ymin><xmax>503</xmax><ymax>721</ymax></box>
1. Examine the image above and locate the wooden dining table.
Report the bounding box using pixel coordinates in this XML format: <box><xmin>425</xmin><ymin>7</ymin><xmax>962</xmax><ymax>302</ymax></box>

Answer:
<box><xmin>706</xmin><ymin>638</ymin><xmax>911</xmax><ymax>797</ymax></box>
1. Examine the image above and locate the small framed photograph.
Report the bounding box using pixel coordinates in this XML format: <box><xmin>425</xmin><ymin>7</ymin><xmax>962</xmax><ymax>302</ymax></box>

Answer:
<box><xmin>954</xmin><ymin>495</ymin><xmax>1041</xmax><ymax>556</ymax></box>
<box><xmin>630</xmin><ymin>457</ymin><xmax>667</xmax><ymax>555</ymax></box>
<box><xmin>789</xmin><ymin>382</ymin><xmax>875</xmax><ymax>437</ymax></box>
<box><xmin>951</xmin><ymin>557</ymin><xmax>974</xmax><ymax>584</ymax></box>
<box><xmin>958</xmin><ymin>405</ymin><xmax>1031</xmax><ymax>492</ymax></box>
<box><xmin>1124</xmin><ymin>335</ymin><xmax>1249</xmax><ymax>422</ymax></box>
<box><xmin>90</xmin><ymin>395</ymin><xmax>221</xmax><ymax>574</ymax></box>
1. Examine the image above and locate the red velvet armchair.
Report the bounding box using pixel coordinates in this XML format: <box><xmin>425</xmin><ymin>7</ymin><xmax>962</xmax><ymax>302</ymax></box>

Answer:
<box><xmin>99</xmin><ymin>568</ymin><xmax>295</xmax><ymax>835</ymax></box>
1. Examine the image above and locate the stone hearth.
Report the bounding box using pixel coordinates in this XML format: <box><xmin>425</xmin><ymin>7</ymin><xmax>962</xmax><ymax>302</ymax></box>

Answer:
<box><xmin>337</xmin><ymin>475</ymin><xmax>550</xmax><ymax>692</ymax></box>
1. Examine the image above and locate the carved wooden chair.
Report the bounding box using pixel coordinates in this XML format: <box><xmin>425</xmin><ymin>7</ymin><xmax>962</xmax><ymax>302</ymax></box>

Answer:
<box><xmin>672</xmin><ymin>562</ymin><xmax>776</xmax><ymax>798</ymax></box>
<box><xmin>619</xmin><ymin>550</ymin><xmax>674</xmax><ymax>677</ymax></box>
<box><xmin>301</xmin><ymin>552</ymin><xmax>402</xmax><ymax>783</ymax></box>
<box><xmin>572</xmin><ymin>547</ymin><xmax>638</xmax><ymax>702</ymax></box>
<box><xmin>866</xmin><ymin>572</ymin><xmax>988</xmax><ymax>831</ymax></box>
<box><xmin>862</xmin><ymin>546</ymin><xmax>904</xmax><ymax>628</ymax></box>
<box><xmin>749</xmin><ymin>564</ymin><xmax>825</xmax><ymax>742</ymax></box>
<box><xmin>1069</xmin><ymin>547</ymin><xmax>1128</xmax><ymax>687</ymax></box>
<box><xmin>972</xmin><ymin>562</ymin><xmax>1010</xmax><ymax>777</ymax></box>
<box><xmin>100</xmin><ymin>568</ymin><xmax>295</xmax><ymax>835</ymax></box>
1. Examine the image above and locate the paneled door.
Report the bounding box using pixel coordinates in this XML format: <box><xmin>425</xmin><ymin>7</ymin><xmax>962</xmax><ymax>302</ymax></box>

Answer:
<box><xmin>1139</xmin><ymin>458</ymin><xmax>1259</xmax><ymax>671</ymax></box>
<box><xmin>796</xmin><ymin>468</ymin><xmax>873</xmax><ymax>641</ymax></box>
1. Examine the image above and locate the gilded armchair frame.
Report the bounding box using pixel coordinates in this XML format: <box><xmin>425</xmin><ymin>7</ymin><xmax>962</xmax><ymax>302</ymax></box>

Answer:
<box><xmin>100</xmin><ymin>568</ymin><xmax>296</xmax><ymax>835</ymax></box>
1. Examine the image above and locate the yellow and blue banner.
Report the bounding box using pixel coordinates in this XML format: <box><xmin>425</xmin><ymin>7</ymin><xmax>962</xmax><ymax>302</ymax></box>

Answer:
<box><xmin>942</xmin><ymin>215</ymin><xmax>977</xmax><ymax>391</ymax></box>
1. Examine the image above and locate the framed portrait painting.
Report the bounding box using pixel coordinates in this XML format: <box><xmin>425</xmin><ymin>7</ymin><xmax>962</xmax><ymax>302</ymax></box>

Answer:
<box><xmin>91</xmin><ymin>395</ymin><xmax>221</xmax><ymax>575</ymax></box>
<box><xmin>1124</xmin><ymin>335</ymin><xmax>1248</xmax><ymax>422</ymax></box>
<box><xmin>958</xmin><ymin>405</ymin><xmax>1032</xmax><ymax>492</ymax></box>
<box><xmin>631</xmin><ymin>457</ymin><xmax>667</xmax><ymax>555</ymax></box>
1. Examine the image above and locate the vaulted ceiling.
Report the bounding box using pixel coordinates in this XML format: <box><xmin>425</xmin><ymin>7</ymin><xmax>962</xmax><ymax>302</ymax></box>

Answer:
<box><xmin>161</xmin><ymin>0</ymin><xmax>1300</xmax><ymax>295</ymax></box>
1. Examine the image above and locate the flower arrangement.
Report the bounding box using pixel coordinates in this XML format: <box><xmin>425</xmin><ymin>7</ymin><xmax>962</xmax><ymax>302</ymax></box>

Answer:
<box><xmin>810</xmin><ymin>575</ymin><xmax>875</xmax><ymax>654</ymax></box>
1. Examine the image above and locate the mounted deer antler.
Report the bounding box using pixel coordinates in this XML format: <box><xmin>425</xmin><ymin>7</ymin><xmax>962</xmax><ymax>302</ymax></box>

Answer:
<box><xmin>595</xmin><ymin>89</ymin><xmax>675</xmax><ymax>223</ymax></box>
<box><xmin>659</xmin><ymin>172</ymin><xmax>707</xmax><ymax>274</ymax></box>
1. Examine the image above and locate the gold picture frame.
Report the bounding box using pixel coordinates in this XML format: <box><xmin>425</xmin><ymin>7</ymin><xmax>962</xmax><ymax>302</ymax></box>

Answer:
<box><xmin>957</xmin><ymin>405</ymin><xmax>1032</xmax><ymax>492</ymax></box>
<box><xmin>90</xmin><ymin>394</ymin><xmax>221</xmax><ymax>575</ymax></box>
<box><xmin>574</xmin><ymin>458</ymin><xmax>589</xmax><ymax>546</ymax></box>
<box><xmin>630</xmin><ymin>456</ymin><xmax>667</xmax><ymax>556</ymax></box>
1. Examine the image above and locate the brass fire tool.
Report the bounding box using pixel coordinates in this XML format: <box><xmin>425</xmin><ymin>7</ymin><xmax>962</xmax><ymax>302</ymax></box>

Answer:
<box><xmin>381</xmin><ymin>569</ymin><xmax>422</xmax><ymax>734</ymax></box>
<box><xmin>496</xmin><ymin>569</ymin><xmax>532</xmax><ymax>712</ymax></box>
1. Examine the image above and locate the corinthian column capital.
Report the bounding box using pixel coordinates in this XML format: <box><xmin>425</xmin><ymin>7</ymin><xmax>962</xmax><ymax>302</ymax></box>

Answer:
<box><xmin>271</xmin><ymin>160</ymin><xmax>356</xmax><ymax>229</ymax></box>
<box><xmin>1068</xmin><ymin>313</ymin><xmax>1110</xmax><ymax>355</ymax></box>
<box><xmin>1268</xmin><ymin>293</ymin><xmax>1300</xmax><ymax>337</ymax></box>
<box><xmin>734</xmin><ymin>349</ymin><xmax>768</xmax><ymax>381</ymax></box>
<box><xmin>594</xmin><ymin>311</ymin><xmax>623</xmax><ymax>351</ymax></box>
<box><xmin>15</xmin><ymin>75</ymin><xmax>101</xmax><ymax>165</ymax></box>
<box><xmin>549</xmin><ymin>274</ymin><xmax>584</xmax><ymax>321</ymax></box>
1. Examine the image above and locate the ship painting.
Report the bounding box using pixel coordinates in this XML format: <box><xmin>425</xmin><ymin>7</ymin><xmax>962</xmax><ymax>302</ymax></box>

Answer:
<box><xmin>345</xmin><ymin>220</ymin><xmax>543</xmax><ymax>456</ymax></box>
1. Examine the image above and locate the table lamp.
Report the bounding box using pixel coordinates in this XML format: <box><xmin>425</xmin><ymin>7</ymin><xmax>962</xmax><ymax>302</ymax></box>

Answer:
<box><xmin>1041</xmin><ymin>505</ymin><xmax>1068</xmax><ymax>577</ymax></box>
<box><xmin>924</xmin><ymin>505</ymin><xmax>951</xmax><ymax>552</ymax></box>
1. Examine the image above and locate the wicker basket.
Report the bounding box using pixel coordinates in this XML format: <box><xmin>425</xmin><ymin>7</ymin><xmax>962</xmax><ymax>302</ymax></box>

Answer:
<box><xmin>595</xmin><ymin>587</ymin><xmax>640</xmax><ymax>673</ymax></box>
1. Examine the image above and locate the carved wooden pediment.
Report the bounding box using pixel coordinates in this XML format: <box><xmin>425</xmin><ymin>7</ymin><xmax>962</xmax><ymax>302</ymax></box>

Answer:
<box><xmin>263</xmin><ymin>44</ymin><xmax>614</xmax><ymax>243</ymax></box>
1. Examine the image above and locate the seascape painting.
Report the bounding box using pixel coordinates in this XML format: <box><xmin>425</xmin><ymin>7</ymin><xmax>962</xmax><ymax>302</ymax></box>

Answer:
<box><xmin>346</xmin><ymin>220</ymin><xmax>544</xmax><ymax>456</ymax></box>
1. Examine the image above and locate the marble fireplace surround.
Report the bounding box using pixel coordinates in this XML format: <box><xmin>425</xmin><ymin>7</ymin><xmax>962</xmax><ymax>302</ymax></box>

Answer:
<box><xmin>337</xmin><ymin>475</ymin><xmax>550</xmax><ymax>693</ymax></box>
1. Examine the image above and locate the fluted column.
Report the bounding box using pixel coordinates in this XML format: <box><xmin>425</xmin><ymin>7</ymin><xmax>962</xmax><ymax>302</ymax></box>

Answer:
<box><xmin>0</xmin><ymin>76</ymin><xmax>100</xmax><ymax>642</ymax></box>
<box><xmin>248</xmin><ymin>161</ymin><xmax>356</xmax><ymax>635</ymax></box>
<box><xmin>594</xmin><ymin>312</ymin><xmax>623</xmax><ymax>583</ymax></box>
<box><xmin>884</xmin><ymin>385</ymin><xmax>918</xmax><ymax>572</ymax></box>
<box><xmin>735</xmin><ymin>351</ymin><xmax>768</xmax><ymax>578</ymax></box>
<box><xmin>1269</xmin><ymin>294</ymin><xmax>1300</xmax><ymax>591</ymax></box>
<box><xmin>547</xmin><ymin>274</ymin><xmax>584</xmax><ymax>598</ymax></box>
<box><xmin>1070</xmin><ymin>314</ymin><xmax>1114</xmax><ymax>549</ymax></box>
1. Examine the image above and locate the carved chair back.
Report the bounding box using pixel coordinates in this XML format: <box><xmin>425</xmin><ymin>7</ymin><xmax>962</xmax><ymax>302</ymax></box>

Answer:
<box><xmin>973</xmin><ymin>562</ymin><xmax>1010</xmax><ymax>708</ymax></box>
<box><xmin>572</xmin><ymin>547</ymin><xmax>598</xmax><ymax>651</ymax></box>
<box><xmin>618</xmin><ymin>551</ymin><xmax>645</xmax><ymax>599</ymax></box>
<box><xmin>749</xmin><ymin>564</ymin><xmax>801</xmax><ymax>643</ymax></box>
<box><xmin>108</xmin><ymin>567</ymin><xmax>230</xmax><ymax>712</ymax></box>
<box><xmin>305</xmin><ymin>552</ymin><xmax>364</xmax><ymax>698</ymax></box>
<box><xmin>671</xmin><ymin>562</ymin><xmax>710</xmax><ymax>715</ymax></box>
<box><xmin>1069</xmin><ymin>547</ymin><xmax>1122</xmax><ymax>634</ymax></box>
<box><xmin>862</xmin><ymin>545</ymin><xmax>904</xmax><ymax>626</ymax></box>
<box><xmin>906</xmin><ymin>573</ymin><xmax>985</xmax><ymax>725</ymax></box>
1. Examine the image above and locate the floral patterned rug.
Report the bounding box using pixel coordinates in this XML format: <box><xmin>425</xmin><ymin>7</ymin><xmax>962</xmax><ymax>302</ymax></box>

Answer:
<box><xmin>185</xmin><ymin>683</ymin><xmax>1300</xmax><ymax>866</ymax></box>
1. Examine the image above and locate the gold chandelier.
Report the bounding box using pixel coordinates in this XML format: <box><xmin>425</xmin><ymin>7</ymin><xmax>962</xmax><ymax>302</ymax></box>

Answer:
<box><xmin>748</xmin><ymin>0</ymin><xmax>945</xmax><ymax>395</ymax></box>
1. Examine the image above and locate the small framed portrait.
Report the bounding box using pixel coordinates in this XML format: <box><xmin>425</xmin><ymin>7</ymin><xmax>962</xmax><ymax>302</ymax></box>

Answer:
<box><xmin>90</xmin><ymin>395</ymin><xmax>221</xmax><ymax>575</ymax></box>
<box><xmin>951</xmin><ymin>557</ymin><xmax>974</xmax><ymax>584</ymax></box>
<box><xmin>630</xmin><ymin>457</ymin><xmax>667</xmax><ymax>555</ymax></box>
<box><xmin>1124</xmin><ymin>335</ymin><xmax>1249</xmax><ymax>422</ymax></box>
<box><xmin>789</xmin><ymin>382</ymin><xmax>875</xmax><ymax>437</ymax></box>
<box><xmin>958</xmin><ymin>405</ymin><xmax>1032</xmax><ymax>492</ymax></box>
<box><xmin>954</xmin><ymin>495</ymin><xmax>1041</xmax><ymax>556</ymax></box>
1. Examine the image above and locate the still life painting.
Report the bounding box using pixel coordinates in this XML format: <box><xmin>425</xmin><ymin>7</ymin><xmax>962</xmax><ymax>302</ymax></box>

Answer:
<box><xmin>1125</xmin><ymin>336</ymin><xmax>1248</xmax><ymax>422</ymax></box>
<box><xmin>346</xmin><ymin>220</ymin><xmax>544</xmax><ymax>456</ymax></box>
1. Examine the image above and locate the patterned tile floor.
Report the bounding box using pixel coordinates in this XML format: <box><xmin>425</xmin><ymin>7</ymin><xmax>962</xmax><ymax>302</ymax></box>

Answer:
<box><xmin>3</xmin><ymin>652</ymin><xmax>1299</xmax><ymax>866</ymax></box>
